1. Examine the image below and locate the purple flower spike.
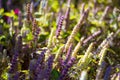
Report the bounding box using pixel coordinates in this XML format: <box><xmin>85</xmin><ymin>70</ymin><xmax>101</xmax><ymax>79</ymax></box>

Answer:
<box><xmin>104</xmin><ymin>66</ymin><xmax>112</xmax><ymax>80</ymax></box>
<box><xmin>64</xmin><ymin>0</ymin><xmax>71</xmax><ymax>30</ymax></box>
<box><xmin>34</xmin><ymin>49</ymin><xmax>46</xmax><ymax>71</ymax></box>
<box><xmin>18</xmin><ymin>11</ymin><xmax>23</xmax><ymax>27</ymax></box>
<box><xmin>9</xmin><ymin>50</ymin><xmax>19</xmax><ymax>73</ymax></box>
<box><xmin>63</xmin><ymin>44</ymin><xmax>73</xmax><ymax>65</ymax></box>
<box><xmin>14</xmin><ymin>72</ymin><xmax>20</xmax><ymax>80</ymax></box>
<box><xmin>67</xmin><ymin>57</ymin><xmax>76</xmax><ymax>67</ymax></box>
<box><xmin>16</xmin><ymin>35</ymin><xmax>22</xmax><ymax>53</ymax></box>
<box><xmin>56</xmin><ymin>15</ymin><xmax>64</xmax><ymax>38</ymax></box>
<box><xmin>58</xmin><ymin>57</ymin><xmax>75</xmax><ymax>80</ymax></box>
<box><xmin>45</xmin><ymin>54</ymin><xmax>55</xmax><ymax>80</ymax></box>
<box><xmin>65</xmin><ymin>0</ymin><xmax>71</xmax><ymax>19</ymax></box>
<box><xmin>36</xmin><ymin>28</ymin><xmax>41</xmax><ymax>35</ymax></box>
<box><xmin>35</xmin><ymin>63</ymin><xmax>45</xmax><ymax>80</ymax></box>
<box><xmin>14</xmin><ymin>8</ymin><xmax>20</xmax><ymax>15</ymax></box>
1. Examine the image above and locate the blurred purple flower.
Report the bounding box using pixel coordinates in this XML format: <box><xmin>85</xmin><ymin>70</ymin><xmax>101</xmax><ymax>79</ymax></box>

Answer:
<box><xmin>63</xmin><ymin>44</ymin><xmax>72</xmax><ymax>65</ymax></box>
<box><xmin>101</xmin><ymin>61</ymin><xmax>107</xmax><ymax>68</ymax></box>
<box><xmin>58</xmin><ymin>57</ymin><xmax>75</xmax><ymax>80</ymax></box>
<box><xmin>9</xmin><ymin>50</ymin><xmax>19</xmax><ymax>73</ymax></box>
<box><xmin>18</xmin><ymin>11</ymin><xmax>23</xmax><ymax>28</ymax></box>
<box><xmin>34</xmin><ymin>0</ymin><xmax>41</xmax><ymax>9</ymax></box>
<box><xmin>14</xmin><ymin>72</ymin><xmax>20</xmax><ymax>80</ymax></box>
<box><xmin>33</xmin><ymin>49</ymin><xmax>46</xmax><ymax>71</ymax></box>
<box><xmin>64</xmin><ymin>0</ymin><xmax>71</xmax><ymax>30</ymax></box>
<box><xmin>35</xmin><ymin>63</ymin><xmax>45</xmax><ymax>80</ymax></box>
<box><xmin>14</xmin><ymin>8</ymin><xmax>20</xmax><ymax>15</ymax></box>
<box><xmin>104</xmin><ymin>66</ymin><xmax>112</xmax><ymax>80</ymax></box>
<box><xmin>45</xmin><ymin>54</ymin><xmax>55</xmax><ymax>79</ymax></box>
<box><xmin>56</xmin><ymin>15</ymin><xmax>64</xmax><ymax>38</ymax></box>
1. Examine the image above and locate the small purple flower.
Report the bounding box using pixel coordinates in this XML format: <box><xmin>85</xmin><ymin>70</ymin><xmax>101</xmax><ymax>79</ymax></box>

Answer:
<box><xmin>14</xmin><ymin>8</ymin><xmax>20</xmax><ymax>15</ymax></box>
<box><xmin>9</xmin><ymin>50</ymin><xmax>19</xmax><ymax>73</ymax></box>
<box><xmin>63</xmin><ymin>44</ymin><xmax>72</xmax><ymax>65</ymax></box>
<box><xmin>104</xmin><ymin>66</ymin><xmax>112</xmax><ymax>80</ymax></box>
<box><xmin>45</xmin><ymin>54</ymin><xmax>55</xmax><ymax>79</ymax></box>
<box><xmin>36</xmin><ymin>28</ymin><xmax>40</xmax><ymax>34</ymax></box>
<box><xmin>67</xmin><ymin>57</ymin><xmax>76</xmax><ymax>67</ymax></box>
<box><xmin>56</xmin><ymin>15</ymin><xmax>64</xmax><ymax>38</ymax></box>
<box><xmin>14</xmin><ymin>72</ymin><xmax>20</xmax><ymax>80</ymax></box>
<box><xmin>18</xmin><ymin>13</ymin><xmax>23</xmax><ymax>28</ymax></box>
<box><xmin>64</xmin><ymin>0</ymin><xmax>71</xmax><ymax>30</ymax></box>
<box><xmin>65</xmin><ymin>6</ymin><xmax>70</xmax><ymax>19</ymax></box>
<box><xmin>35</xmin><ymin>63</ymin><xmax>45</xmax><ymax>80</ymax></box>
<box><xmin>83</xmin><ymin>30</ymin><xmax>102</xmax><ymax>45</ymax></box>
<box><xmin>33</xmin><ymin>50</ymin><xmax>46</xmax><ymax>71</ymax></box>
<box><xmin>34</xmin><ymin>0</ymin><xmax>41</xmax><ymax>9</ymax></box>
<box><xmin>101</xmin><ymin>61</ymin><xmax>107</xmax><ymax>68</ymax></box>
<box><xmin>35</xmin><ymin>53</ymin><xmax>54</xmax><ymax>80</ymax></box>
<box><xmin>32</xmin><ymin>19</ymin><xmax>41</xmax><ymax>43</ymax></box>
<box><xmin>58</xmin><ymin>57</ymin><xmax>75</xmax><ymax>80</ymax></box>
<box><xmin>96</xmin><ymin>61</ymin><xmax>107</xmax><ymax>80</ymax></box>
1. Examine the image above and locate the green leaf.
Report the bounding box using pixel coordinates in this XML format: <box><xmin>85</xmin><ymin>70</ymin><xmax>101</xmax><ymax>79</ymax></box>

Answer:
<box><xmin>0</xmin><ymin>36</ymin><xmax>6</xmax><ymax>42</ymax></box>
<box><xmin>27</xmin><ymin>32</ymin><xmax>33</xmax><ymax>41</ymax></box>
<box><xmin>48</xmin><ymin>0</ymin><xmax>59</xmax><ymax>12</ymax></box>
<box><xmin>38</xmin><ymin>34</ymin><xmax>48</xmax><ymax>43</ymax></box>
<box><xmin>50</xmin><ymin>69</ymin><xmax>60</xmax><ymax>80</ymax></box>
<box><xmin>0</xmin><ymin>8</ymin><xmax>4</xmax><ymax>14</ymax></box>
<box><xmin>3</xmin><ymin>10</ymin><xmax>17</xmax><ymax>19</ymax></box>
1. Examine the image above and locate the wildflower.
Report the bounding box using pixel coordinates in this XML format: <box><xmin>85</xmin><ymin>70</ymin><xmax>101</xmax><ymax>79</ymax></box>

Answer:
<box><xmin>100</xmin><ymin>6</ymin><xmax>110</xmax><ymax>21</ymax></box>
<box><xmin>47</xmin><ymin>28</ymin><xmax>55</xmax><ymax>48</ymax></box>
<box><xmin>14</xmin><ymin>72</ymin><xmax>20</xmax><ymax>80</ymax></box>
<box><xmin>9</xmin><ymin>50</ymin><xmax>19</xmax><ymax>73</ymax></box>
<box><xmin>83</xmin><ymin>30</ymin><xmax>102</xmax><ymax>44</ymax></box>
<box><xmin>104</xmin><ymin>66</ymin><xmax>111</xmax><ymax>80</ymax></box>
<box><xmin>63</xmin><ymin>44</ymin><xmax>72</xmax><ymax>65</ymax></box>
<box><xmin>14</xmin><ymin>8</ymin><xmax>20</xmax><ymax>15</ymax></box>
<box><xmin>34</xmin><ymin>50</ymin><xmax>46</xmax><ymax>71</ymax></box>
<box><xmin>72</xmin><ymin>37</ymin><xmax>84</xmax><ymax>58</ymax></box>
<box><xmin>56</xmin><ymin>15</ymin><xmax>64</xmax><ymax>38</ymax></box>
<box><xmin>45</xmin><ymin>54</ymin><xmax>55</xmax><ymax>79</ymax></box>
<box><xmin>26</xmin><ymin>2</ymin><xmax>33</xmax><ymax>22</ymax></box>
<box><xmin>64</xmin><ymin>0</ymin><xmax>71</xmax><ymax>30</ymax></box>
<box><xmin>64</xmin><ymin>8</ymin><xmax>89</xmax><ymax>52</ymax></box>
<box><xmin>95</xmin><ymin>61</ymin><xmax>107</xmax><ymax>80</ymax></box>
<box><xmin>18</xmin><ymin>11</ymin><xmax>23</xmax><ymax>28</ymax></box>
<box><xmin>58</xmin><ymin>57</ymin><xmax>75</xmax><ymax>80</ymax></box>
